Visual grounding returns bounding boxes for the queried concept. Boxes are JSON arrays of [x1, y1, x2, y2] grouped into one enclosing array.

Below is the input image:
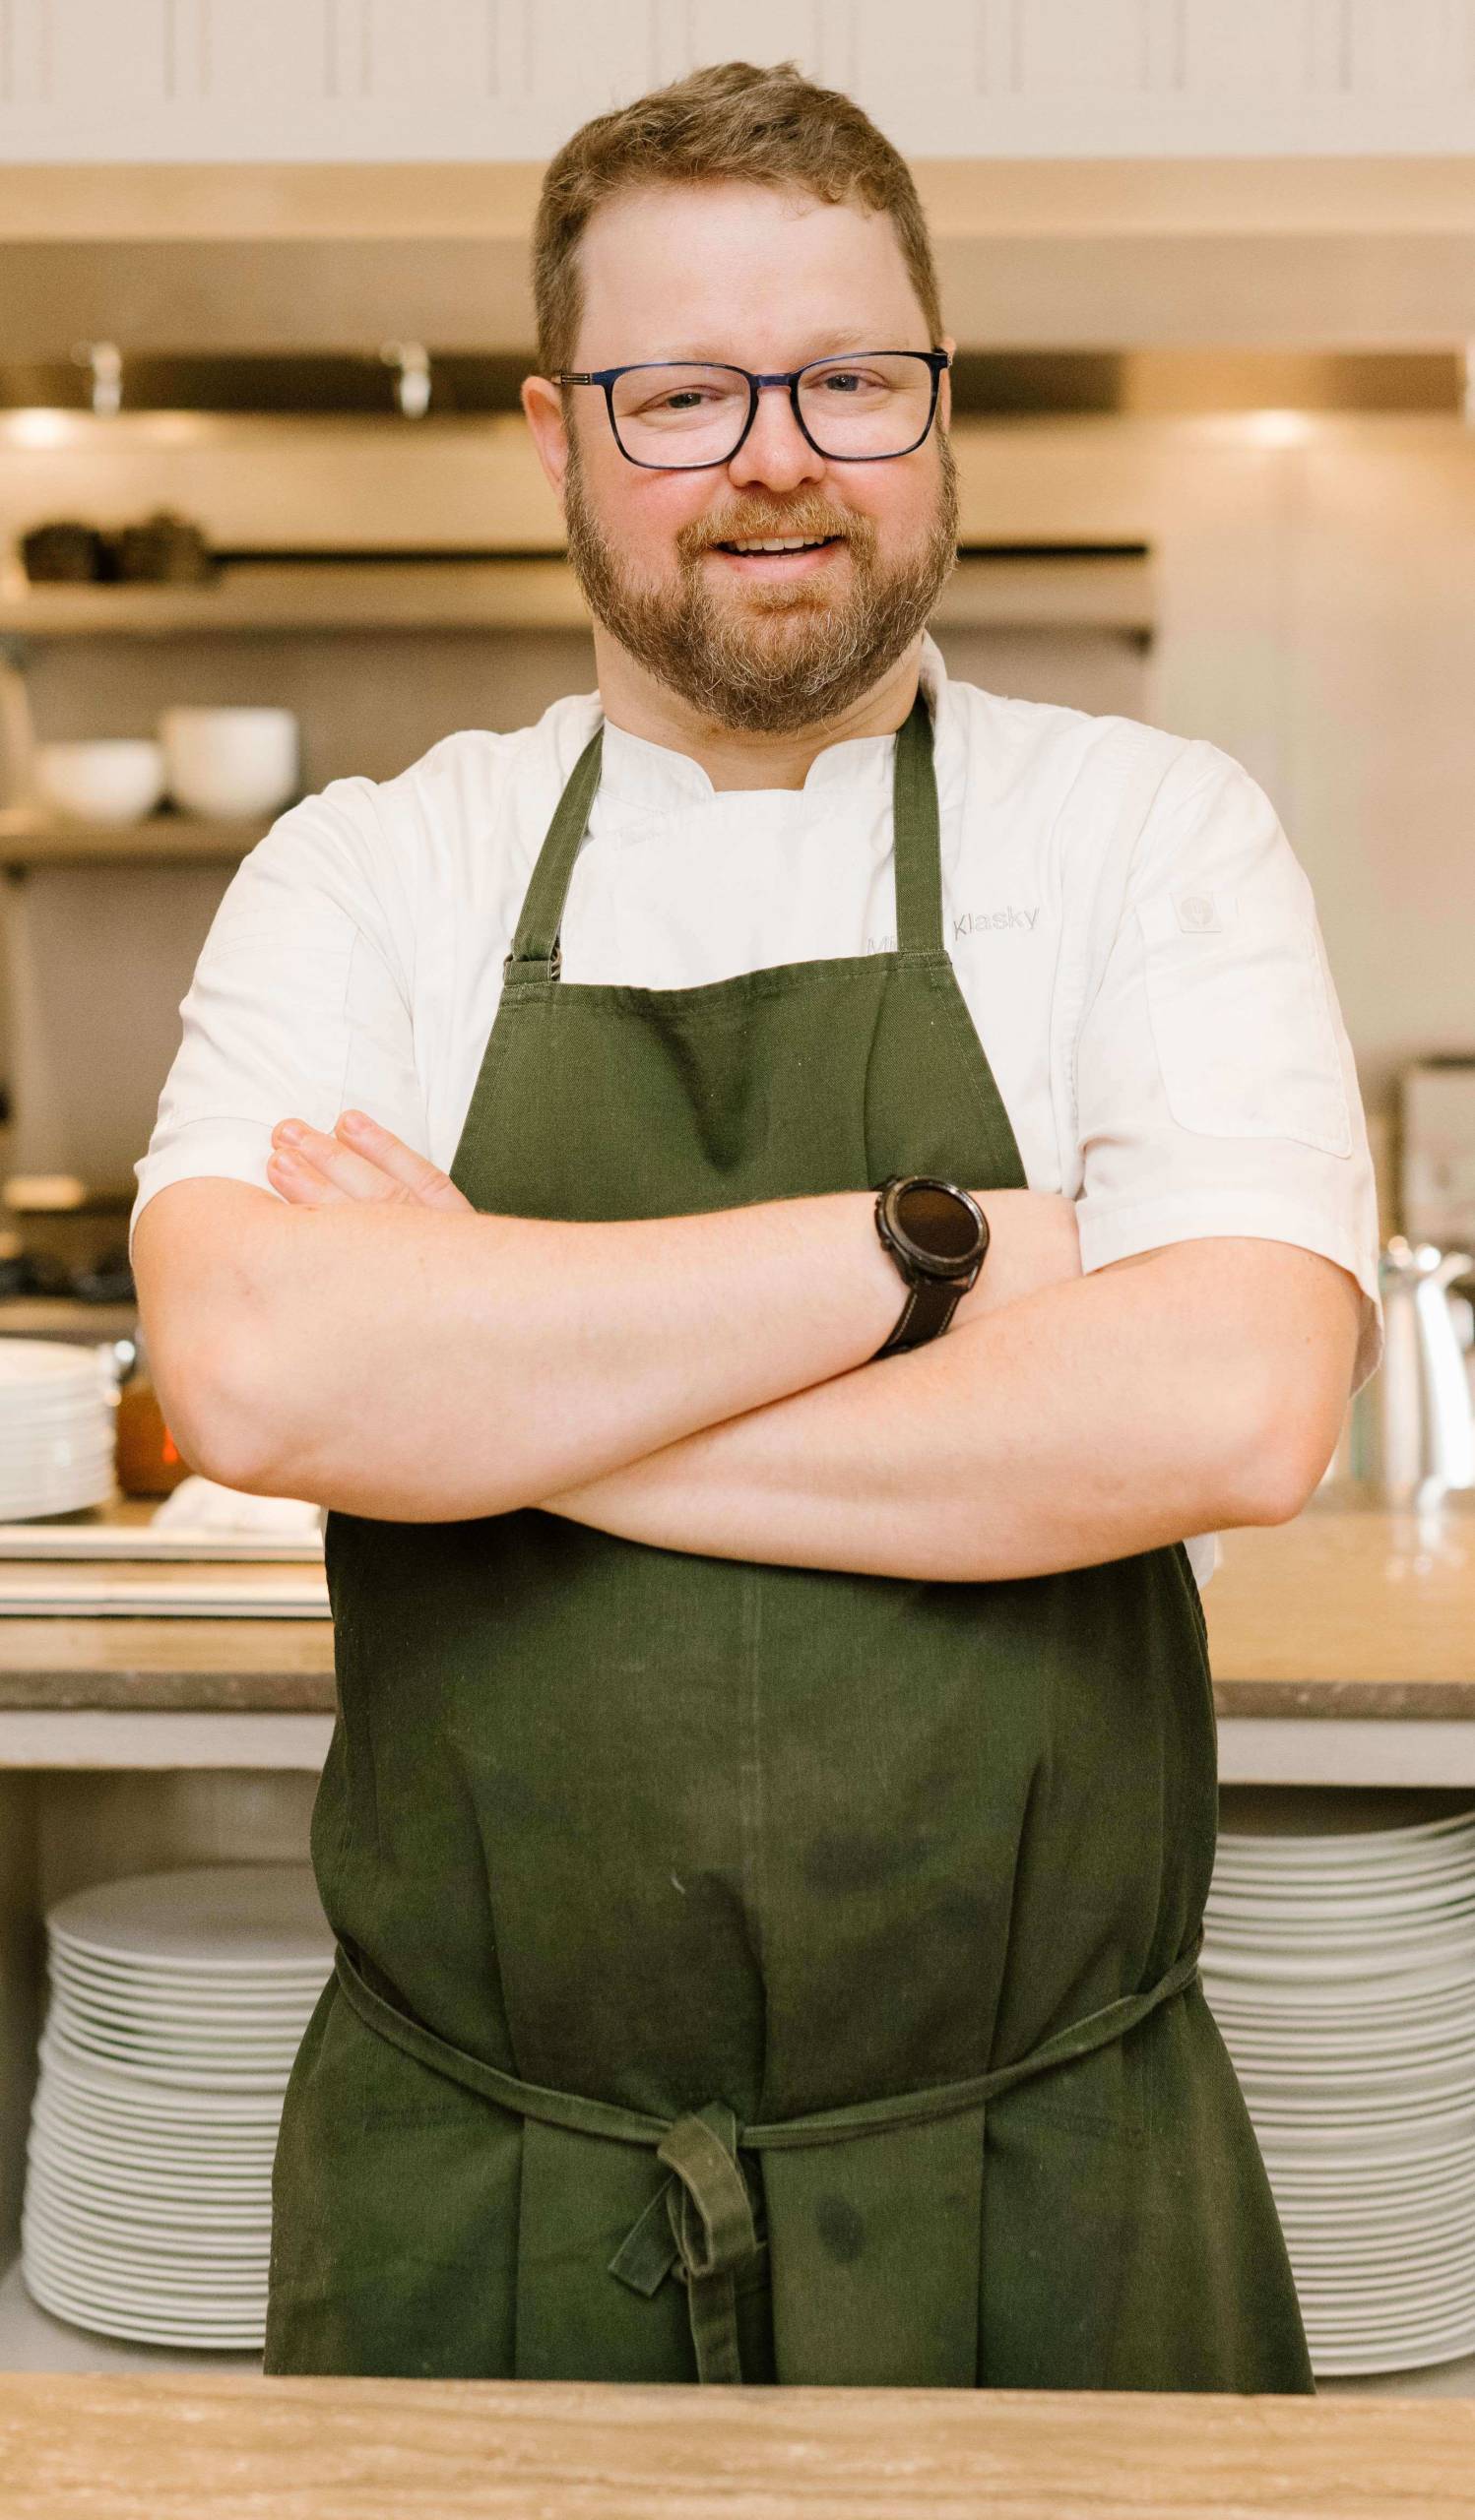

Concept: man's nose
[[726, 384, 826, 493]]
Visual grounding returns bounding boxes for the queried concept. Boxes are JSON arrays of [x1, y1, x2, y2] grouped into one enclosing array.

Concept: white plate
[[1220, 2008, 1475, 2056], [1215, 2018, 1475, 2065], [25, 2203, 267, 2273], [46, 2008, 313, 2049], [1259, 2118, 1475, 2170], [1203, 1908, 1475, 1953], [29, 2151, 272, 2220], [21, 2264, 266, 2327], [1284, 2227, 1475, 2270], [36, 2086, 282, 2145], [1211, 1825, 1475, 1867], [21, 2273, 263, 2349], [49, 2035, 301, 2081], [1199, 1941, 1475, 1984], [1208, 1971, 1475, 2018], [0, 1424, 113, 1456], [1293, 2277, 1475, 2324], [1218, 1807, 1475, 1855], [1312, 2334, 1475, 2378], [1212, 1855, 1475, 1894], [48, 1952, 323, 2009], [48, 1865, 332, 1973], [51, 1996, 307, 2048], [49, 2022, 304, 2057], [49, 1966, 316, 2010], [1247, 2094, 1475, 2135], [26, 2192, 270, 2261], [48, 1941, 330, 1982], [32, 2107, 275, 2164], [33, 2128, 277, 2184], [1207, 1890, 1475, 1927], [0, 1342, 107, 1390], [25, 2205, 270, 2268], [24, 2231, 266, 2301], [45, 2048, 291, 2095], [38, 2035, 287, 2118], [0, 1472, 116, 1501], [1205, 1953, 1475, 2002]]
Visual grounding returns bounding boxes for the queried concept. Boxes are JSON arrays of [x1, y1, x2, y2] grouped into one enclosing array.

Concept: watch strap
[[874, 1272, 966, 1360]]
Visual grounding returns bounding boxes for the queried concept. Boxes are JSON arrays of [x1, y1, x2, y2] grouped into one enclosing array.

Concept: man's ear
[[938, 333, 956, 432], [521, 373, 570, 498]]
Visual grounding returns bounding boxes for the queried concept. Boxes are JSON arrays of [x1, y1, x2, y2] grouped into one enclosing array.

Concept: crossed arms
[[132, 1110, 1362, 1583]]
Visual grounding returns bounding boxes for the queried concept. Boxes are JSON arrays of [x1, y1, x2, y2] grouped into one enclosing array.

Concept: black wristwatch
[[871, 1175, 990, 1359]]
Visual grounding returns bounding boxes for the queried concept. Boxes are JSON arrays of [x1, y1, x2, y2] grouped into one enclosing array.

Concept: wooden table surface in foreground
[[0, 2373, 1471, 2520]]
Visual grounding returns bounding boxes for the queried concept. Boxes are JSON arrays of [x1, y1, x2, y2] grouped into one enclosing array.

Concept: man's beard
[[563, 433, 960, 736]]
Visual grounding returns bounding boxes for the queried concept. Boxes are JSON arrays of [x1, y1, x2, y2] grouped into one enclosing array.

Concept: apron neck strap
[[503, 682, 942, 984], [890, 684, 943, 956]]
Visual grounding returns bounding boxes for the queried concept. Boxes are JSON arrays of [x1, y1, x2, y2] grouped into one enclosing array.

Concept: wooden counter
[[1207, 1498, 1475, 1717], [0, 1498, 1469, 1780], [3, 1499, 1470, 1714], [0, 2371, 1471, 2520]]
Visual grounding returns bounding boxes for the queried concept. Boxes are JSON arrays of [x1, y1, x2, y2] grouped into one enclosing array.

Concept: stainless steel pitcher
[[1340, 1237, 1475, 1503]]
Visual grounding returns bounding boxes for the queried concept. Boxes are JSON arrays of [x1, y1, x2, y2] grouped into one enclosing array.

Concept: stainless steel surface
[[1334, 1240, 1475, 1505]]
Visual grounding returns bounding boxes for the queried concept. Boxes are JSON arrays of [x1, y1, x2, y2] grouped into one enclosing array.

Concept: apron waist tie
[[332, 1931, 1203, 2387]]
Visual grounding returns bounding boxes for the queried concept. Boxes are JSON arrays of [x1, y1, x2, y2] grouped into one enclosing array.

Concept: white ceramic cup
[[32, 740, 166, 825], [159, 708, 299, 820]]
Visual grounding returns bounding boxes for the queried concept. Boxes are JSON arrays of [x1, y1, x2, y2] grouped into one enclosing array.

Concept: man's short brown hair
[[532, 59, 944, 377]]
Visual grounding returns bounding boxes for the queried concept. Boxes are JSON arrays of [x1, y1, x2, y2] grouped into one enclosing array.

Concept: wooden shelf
[[0, 809, 270, 865], [0, 560, 589, 638], [0, 1299, 136, 1343]]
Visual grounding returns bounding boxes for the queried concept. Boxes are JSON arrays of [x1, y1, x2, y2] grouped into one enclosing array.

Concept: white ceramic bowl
[[32, 740, 165, 824], [159, 708, 298, 820]]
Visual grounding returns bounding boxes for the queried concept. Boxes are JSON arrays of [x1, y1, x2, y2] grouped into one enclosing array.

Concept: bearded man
[[133, 60, 1379, 2392]]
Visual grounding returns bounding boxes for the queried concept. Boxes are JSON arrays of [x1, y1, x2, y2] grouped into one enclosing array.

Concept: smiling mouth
[[711, 535, 845, 558]]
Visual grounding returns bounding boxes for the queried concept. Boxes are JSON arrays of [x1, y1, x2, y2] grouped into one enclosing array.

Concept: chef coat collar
[[596, 635, 947, 813]]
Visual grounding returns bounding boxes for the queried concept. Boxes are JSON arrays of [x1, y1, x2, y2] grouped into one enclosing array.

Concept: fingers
[[268, 1120, 391, 1207], [334, 1110, 471, 1211], [265, 1113, 472, 1213]]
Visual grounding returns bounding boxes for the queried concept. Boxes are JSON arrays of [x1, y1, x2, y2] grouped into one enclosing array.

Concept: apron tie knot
[[609, 2101, 761, 2384]]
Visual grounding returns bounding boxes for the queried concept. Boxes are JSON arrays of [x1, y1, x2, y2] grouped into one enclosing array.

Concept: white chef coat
[[131, 633, 1384, 1588]]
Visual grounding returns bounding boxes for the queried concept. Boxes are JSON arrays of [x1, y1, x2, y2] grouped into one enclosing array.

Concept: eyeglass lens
[[609, 354, 935, 466]]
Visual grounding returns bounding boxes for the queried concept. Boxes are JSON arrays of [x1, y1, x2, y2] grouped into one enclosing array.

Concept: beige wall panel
[[1285, 419, 1475, 1098]]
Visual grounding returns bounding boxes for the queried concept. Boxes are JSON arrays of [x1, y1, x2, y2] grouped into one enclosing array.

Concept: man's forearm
[[542, 1240, 1362, 1581], [139, 1177, 909, 1519]]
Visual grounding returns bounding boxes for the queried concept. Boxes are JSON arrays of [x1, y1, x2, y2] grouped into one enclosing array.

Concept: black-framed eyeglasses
[[553, 348, 950, 471]]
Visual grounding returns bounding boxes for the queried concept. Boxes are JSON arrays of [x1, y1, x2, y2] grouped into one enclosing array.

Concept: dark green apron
[[265, 693, 1313, 2393]]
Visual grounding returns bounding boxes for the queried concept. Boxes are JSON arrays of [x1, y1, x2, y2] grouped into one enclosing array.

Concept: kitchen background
[[1, 0, 1475, 2394]]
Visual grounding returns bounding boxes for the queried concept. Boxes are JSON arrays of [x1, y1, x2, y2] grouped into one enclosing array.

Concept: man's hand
[[266, 1110, 472, 1214]]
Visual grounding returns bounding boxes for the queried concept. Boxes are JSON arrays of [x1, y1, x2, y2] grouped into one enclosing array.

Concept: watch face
[[893, 1179, 983, 1268]]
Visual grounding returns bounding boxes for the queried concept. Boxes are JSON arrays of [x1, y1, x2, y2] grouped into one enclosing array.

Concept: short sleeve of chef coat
[[1071, 739, 1383, 1393], [128, 773, 421, 1258]]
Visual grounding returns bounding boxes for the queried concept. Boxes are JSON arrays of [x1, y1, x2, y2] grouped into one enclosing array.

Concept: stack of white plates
[[22, 1866, 332, 2350], [0, 1340, 116, 1519], [1203, 1799, 1475, 2377]]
